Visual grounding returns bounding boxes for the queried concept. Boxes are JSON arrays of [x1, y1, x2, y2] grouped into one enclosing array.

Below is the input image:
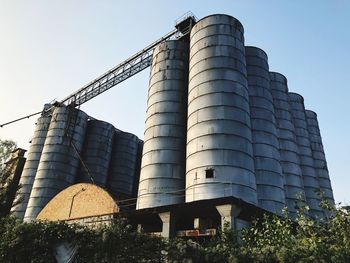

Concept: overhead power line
[[0, 111, 42, 128]]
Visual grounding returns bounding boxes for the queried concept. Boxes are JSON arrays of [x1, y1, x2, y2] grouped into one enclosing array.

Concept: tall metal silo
[[245, 47, 285, 214], [186, 14, 257, 204], [137, 40, 189, 209], [11, 115, 51, 220], [288, 93, 324, 218], [107, 130, 140, 200], [23, 106, 88, 222], [305, 110, 334, 206], [77, 120, 115, 187], [270, 72, 305, 218]]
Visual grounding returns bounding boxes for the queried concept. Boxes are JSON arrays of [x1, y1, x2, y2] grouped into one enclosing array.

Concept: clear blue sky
[[0, 1, 349, 203]]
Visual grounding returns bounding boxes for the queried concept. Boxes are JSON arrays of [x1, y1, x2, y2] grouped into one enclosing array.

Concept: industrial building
[[10, 13, 334, 238]]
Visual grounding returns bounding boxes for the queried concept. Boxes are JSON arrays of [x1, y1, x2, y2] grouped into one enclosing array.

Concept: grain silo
[[77, 120, 115, 187], [108, 130, 141, 200], [270, 73, 305, 218], [23, 106, 88, 222], [186, 14, 257, 204], [288, 93, 323, 218], [11, 115, 52, 220], [137, 40, 189, 209], [6, 13, 337, 234], [305, 110, 334, 206], [245, 47, 285, 214]]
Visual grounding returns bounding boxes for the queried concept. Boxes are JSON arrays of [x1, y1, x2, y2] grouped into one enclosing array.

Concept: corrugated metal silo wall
[[11, 115, 52, 220], [270, 73, 306, 218], [305, 110, 335, 206], [137, 40, 189, 209], [23, 106, 88, 222], [288, 93, 324, 218], [186, 14, 257, 204], [107, 130, 140, 200], [77, 120, 115, 187], [133, 140, 143, 197], [245, 47, 285, 215]]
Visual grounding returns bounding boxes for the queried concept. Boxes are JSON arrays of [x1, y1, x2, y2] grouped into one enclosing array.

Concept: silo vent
[[205, 169, 214, 179]]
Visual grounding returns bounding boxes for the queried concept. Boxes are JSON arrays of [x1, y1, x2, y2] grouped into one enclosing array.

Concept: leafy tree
[[0, 139, 17, 174], [0, 217, 164, 263], [0, 200, 349, 262], [238, 202, 350, 263], [0, 139, 19, 217]]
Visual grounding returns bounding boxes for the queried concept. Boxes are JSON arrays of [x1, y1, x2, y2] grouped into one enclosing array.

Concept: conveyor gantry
[[61, 13, 196, 107], [0, 12, 196, 127]]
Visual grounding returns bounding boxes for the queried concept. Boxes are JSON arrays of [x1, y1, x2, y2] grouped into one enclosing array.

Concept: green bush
[[0, 203, 349, 263]]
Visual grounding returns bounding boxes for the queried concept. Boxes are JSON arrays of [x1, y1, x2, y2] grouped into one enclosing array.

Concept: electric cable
[[0, 111, 42, 128]]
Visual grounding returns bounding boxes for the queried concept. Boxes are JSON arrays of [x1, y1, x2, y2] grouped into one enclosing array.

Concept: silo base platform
[[127, 197, 268, 238], [35, 183, 270, 238]]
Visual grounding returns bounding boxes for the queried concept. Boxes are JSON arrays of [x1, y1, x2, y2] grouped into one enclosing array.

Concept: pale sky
[[0, 0, 349, 203]]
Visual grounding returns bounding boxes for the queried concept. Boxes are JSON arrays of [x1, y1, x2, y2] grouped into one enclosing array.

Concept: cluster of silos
[[12, 105, 143, 222], [13, 14, 335, 221], [136, 14, 335, 218]]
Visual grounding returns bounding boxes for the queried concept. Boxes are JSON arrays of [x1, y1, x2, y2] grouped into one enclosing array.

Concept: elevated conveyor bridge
[[0, 12, 196, 127], [57, 12, 196, 108]]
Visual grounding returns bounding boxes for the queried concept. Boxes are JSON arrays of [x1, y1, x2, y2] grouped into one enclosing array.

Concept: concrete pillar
[[158, 212, 176, 238], [216, 204, 241, 231]]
